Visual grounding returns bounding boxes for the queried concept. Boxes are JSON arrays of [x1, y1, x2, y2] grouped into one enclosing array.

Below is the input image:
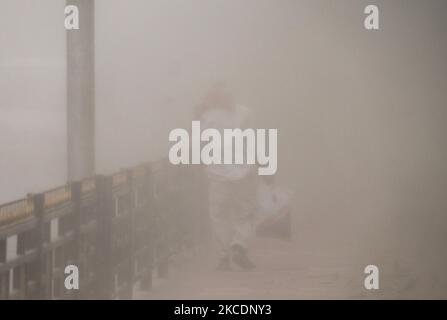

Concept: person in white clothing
[[196, 86, 257, 271]]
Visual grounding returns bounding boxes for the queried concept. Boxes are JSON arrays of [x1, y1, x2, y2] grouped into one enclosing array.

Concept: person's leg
[[208, 180, 233, 269], [230, 175, 257, 270]]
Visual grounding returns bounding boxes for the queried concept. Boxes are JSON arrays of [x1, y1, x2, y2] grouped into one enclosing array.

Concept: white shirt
[[201, 105, 255, 181]]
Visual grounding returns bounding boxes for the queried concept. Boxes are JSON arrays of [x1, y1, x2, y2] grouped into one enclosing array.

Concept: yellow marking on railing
[[0, 160, 166, 225], [0, 199, 34, 225], [44, 187, 72, 208]]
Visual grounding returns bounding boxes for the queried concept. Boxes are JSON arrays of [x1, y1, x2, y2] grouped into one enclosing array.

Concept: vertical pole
[[124, 169, 135, 299], [71, 181, 82, 299], [157, 165, 169, 279], [95, 175, 114, 299], [34, 194, 46, 299], [67, 0, 95, 181], [140, 165, 153, 291]]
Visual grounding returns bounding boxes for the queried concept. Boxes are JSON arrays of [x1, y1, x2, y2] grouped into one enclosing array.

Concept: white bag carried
[[255, 179, 293, 239]]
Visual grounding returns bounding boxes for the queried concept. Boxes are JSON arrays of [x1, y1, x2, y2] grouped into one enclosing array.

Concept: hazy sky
[[1, 1, 447, 288]]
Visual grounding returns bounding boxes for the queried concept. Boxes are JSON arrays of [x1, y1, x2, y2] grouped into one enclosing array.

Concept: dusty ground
[[133, 233, 439, 300]]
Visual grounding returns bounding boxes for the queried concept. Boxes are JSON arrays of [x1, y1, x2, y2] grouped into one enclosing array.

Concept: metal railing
[[0, 160, 208, 299]]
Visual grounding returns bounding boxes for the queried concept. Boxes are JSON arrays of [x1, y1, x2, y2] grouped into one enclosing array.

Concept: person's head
[[195, 83, 235, 118]]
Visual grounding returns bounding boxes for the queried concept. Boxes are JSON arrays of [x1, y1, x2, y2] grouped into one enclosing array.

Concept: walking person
[[195, 85, 257, 271]]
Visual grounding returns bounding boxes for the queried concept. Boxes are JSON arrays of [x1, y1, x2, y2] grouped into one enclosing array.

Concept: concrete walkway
[[134, 235, 371, 300], [132, 203, 444, 300]]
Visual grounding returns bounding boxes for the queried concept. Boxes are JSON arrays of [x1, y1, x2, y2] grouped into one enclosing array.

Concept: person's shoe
[[215, 255, 231, 271], [231, 244, 256, 271]]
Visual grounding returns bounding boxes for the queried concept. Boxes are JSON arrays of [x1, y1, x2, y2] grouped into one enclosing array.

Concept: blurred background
[[1, 0, 447, 298]]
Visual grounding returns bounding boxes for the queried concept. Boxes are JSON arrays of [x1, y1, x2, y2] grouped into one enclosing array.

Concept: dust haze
[[1, 0, 447, 298]]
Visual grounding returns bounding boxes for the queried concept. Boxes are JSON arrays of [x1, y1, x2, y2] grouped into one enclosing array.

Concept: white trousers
[[208, 175, 257, 256]]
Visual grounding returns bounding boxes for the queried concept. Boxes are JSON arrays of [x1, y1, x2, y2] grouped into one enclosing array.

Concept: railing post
[[95, 175, 114, 299], [33, 193, 46, 299], [157, 232, 169, 279], [124, 169, 135, 299], [157, 164, 169, 279], [71, 181, 82, 299], [140, 164, 154, 291]]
